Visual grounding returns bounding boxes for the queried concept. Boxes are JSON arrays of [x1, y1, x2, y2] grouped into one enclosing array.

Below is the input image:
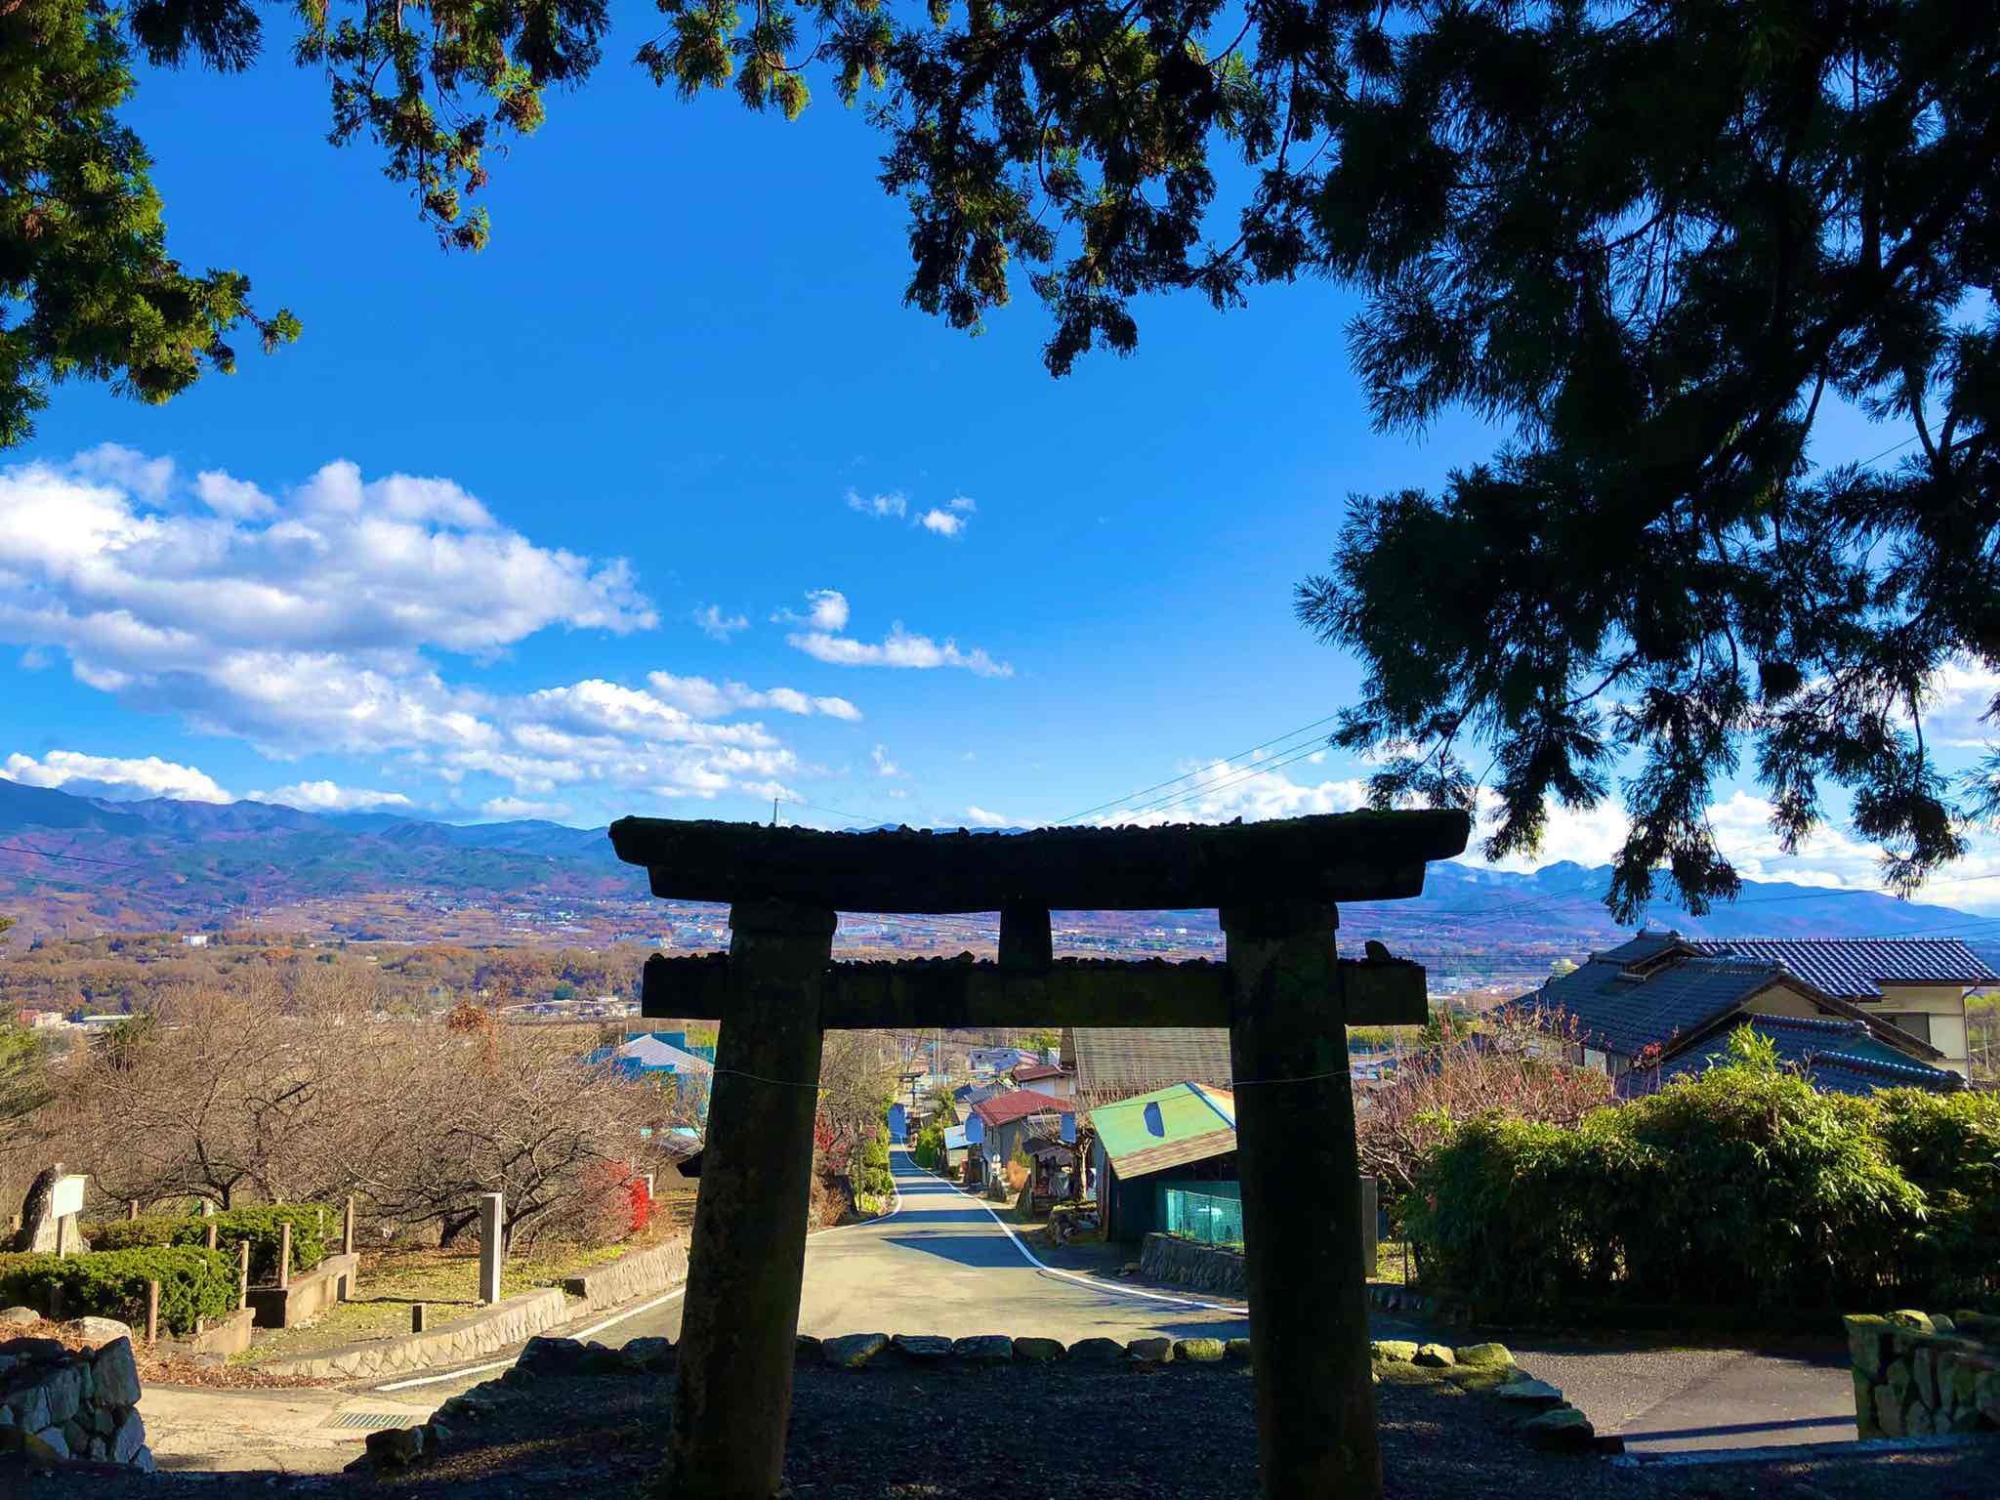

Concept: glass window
[[1882, 1012, 1932, 1046]]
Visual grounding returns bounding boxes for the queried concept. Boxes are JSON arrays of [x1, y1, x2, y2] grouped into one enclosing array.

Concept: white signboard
[[49, 1175, 87, 1219]]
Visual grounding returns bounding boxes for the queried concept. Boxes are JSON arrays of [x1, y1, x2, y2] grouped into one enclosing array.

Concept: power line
[[0, 841, 142, 870], [1055, 714, 1340, 825], [1118, 739, 1336, 820]]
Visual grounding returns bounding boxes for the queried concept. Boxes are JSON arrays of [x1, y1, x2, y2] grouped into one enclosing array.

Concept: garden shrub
[[0, 1246, 236, 1335], [84, 1203, 336, 1282], [854, 1125, 895, 1201], [910, 1118, 948, 1170], [1407, 1036, 1939, 1316], [1872, 1088, 2000, 1301]]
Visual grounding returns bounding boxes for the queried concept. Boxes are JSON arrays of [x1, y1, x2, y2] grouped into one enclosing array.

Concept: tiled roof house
[[1510, 930, 1974, 1094]]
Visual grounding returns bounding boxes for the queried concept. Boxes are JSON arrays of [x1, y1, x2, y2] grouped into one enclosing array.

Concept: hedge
[[1405, 1038, 1995, 1317], [86, 1203, 337, 1283], [0, 1246, 236, 1336]]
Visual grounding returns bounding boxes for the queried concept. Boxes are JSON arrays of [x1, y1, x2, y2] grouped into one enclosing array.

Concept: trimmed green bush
[[1405, 1039, 1980, 1316], [84, 1203, 336, 1283], [0, 1246, 236, 1335], [910, 1118, 948, 1170]]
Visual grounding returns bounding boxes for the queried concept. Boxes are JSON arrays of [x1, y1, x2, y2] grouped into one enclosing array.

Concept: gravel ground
[[6, 1359, 1995, 1499]]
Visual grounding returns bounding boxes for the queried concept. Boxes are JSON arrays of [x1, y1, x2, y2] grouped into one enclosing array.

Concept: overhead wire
[[1054, 714, 1340, 825]]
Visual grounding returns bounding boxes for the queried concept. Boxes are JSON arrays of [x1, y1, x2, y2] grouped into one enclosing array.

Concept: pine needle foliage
[[5, 3, 1996, 917]]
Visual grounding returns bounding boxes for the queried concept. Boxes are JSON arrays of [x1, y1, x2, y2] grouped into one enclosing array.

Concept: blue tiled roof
[[1518, 954, 1788, 1058], [1681, 937, 1996, 1000], [1642, 1014, 1962, 1096]]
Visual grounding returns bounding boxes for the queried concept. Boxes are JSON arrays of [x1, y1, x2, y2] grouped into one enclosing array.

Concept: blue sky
[[3, 28, 1996, 912]]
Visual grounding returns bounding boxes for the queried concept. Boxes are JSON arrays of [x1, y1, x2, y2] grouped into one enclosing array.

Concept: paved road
[[409, 1150, 1858, 1458], [1510, 1338, 1856, 1454], [605, 1148, 1251, 1346]]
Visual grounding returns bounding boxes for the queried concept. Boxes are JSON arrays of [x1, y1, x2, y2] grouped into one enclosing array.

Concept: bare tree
[[1357, 1011, 1613, 1208]]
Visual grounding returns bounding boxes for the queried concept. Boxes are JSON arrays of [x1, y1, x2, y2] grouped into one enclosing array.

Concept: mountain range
[[3, 780, 1995, 975]]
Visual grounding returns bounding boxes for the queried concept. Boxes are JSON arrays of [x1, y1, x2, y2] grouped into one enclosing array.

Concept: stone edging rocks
[[1369, 1339, 1616, 1455], [0, 1332, 152, 1470], [353, 1331, 1615, 1472], [1846, 1309, 2000, 1439], [257, 1236, 692, 1381]]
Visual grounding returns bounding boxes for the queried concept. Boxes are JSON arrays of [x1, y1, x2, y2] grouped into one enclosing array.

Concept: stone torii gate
[[609, 808, 1469, 1500]]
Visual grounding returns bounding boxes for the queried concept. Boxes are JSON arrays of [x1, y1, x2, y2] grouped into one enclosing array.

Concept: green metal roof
[[1088, 1082, 1237, 1179]]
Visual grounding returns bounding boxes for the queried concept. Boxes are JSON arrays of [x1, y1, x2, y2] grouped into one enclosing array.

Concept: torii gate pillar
[[664, 898, 835, 1499], [1224, 899, 1379, 1497]]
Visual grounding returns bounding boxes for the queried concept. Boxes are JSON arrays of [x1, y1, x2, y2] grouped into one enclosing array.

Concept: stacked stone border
[[353, 1331, 1615, 1472], [1846, 1309, 2000, 1439], [0, 1332, 152, 1470], [259, 1238, 690, 1380]]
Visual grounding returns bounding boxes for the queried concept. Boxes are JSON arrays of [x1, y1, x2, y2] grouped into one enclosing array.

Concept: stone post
[[205, 1223, 218, 1252], [412, 1303, 429, 1334], [237, 1240, 251, 1310], [145, 1280, 160, 1345], [342, 1195, 357, 1257], [1222, 899, 1380, 1500], [128, 1199, 140, 1221], [277, 1222, 293, 1290], [664, 899, 835, 1500], [478, 1192, 504, 1305]]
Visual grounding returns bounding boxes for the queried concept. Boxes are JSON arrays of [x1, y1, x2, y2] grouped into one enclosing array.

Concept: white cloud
[[917, 496, 977, 538], [0, 449, 837, 812], [253, 780, 414, 813], [479, 795, 573, 822], [1091, 758, 1367, 826], [693, 604, 749, 642], [0, 451, 655, 758], [845, 490, 908, 520], [786, 598, 1012, 678], [963, 805, 1014, 827], [3, 749, 233, 803], [872, 744, 903, 778], [643, 671, 862, 724], [195, 470, 275, 520]]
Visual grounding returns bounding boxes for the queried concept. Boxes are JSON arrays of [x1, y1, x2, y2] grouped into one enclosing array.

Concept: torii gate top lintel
[[607, 807, 1470, 912]]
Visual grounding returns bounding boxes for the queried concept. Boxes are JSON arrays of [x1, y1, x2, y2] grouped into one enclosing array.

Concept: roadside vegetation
[[1404, 1031, 2000, 1319]]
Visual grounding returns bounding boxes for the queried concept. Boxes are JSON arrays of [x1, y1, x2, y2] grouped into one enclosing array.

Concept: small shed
[[1087, 1082, 1239, 1243]]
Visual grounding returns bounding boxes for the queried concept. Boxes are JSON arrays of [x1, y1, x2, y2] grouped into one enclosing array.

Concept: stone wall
[[564, 1239, 689, 1314], [256, 1233, 691, 1380], [1845, 1309, 2000, 1438], [1139, 1231, 1247, 1297], [246, 1251, 359, 1329], [259, 1287, 570, 1381], [0, 1333, 152, 1469]]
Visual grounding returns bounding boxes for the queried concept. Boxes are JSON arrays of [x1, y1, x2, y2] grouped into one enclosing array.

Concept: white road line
[[375, 1356, 520, 1392], [895, 1153, 1248, 1316]]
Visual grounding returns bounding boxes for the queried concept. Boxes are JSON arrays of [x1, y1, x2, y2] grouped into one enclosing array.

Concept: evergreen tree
[[6, 0, 1995, 912]]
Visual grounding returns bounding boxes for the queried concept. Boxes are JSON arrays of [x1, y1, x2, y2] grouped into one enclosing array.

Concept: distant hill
[[2, 783, 1995, 972]]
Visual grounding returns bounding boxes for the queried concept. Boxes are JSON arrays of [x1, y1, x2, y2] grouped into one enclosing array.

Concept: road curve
[[603, 1148, 1250, 1346]]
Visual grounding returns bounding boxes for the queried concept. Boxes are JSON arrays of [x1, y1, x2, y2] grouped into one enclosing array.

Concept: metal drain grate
[[324, 1411, 413, 1431]]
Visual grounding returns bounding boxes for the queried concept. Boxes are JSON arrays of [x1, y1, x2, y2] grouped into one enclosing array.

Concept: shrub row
[[1407, 1040, 2000, 1317], [86, 1203, 337, 1283], [0, 1246, 237, 1335]]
